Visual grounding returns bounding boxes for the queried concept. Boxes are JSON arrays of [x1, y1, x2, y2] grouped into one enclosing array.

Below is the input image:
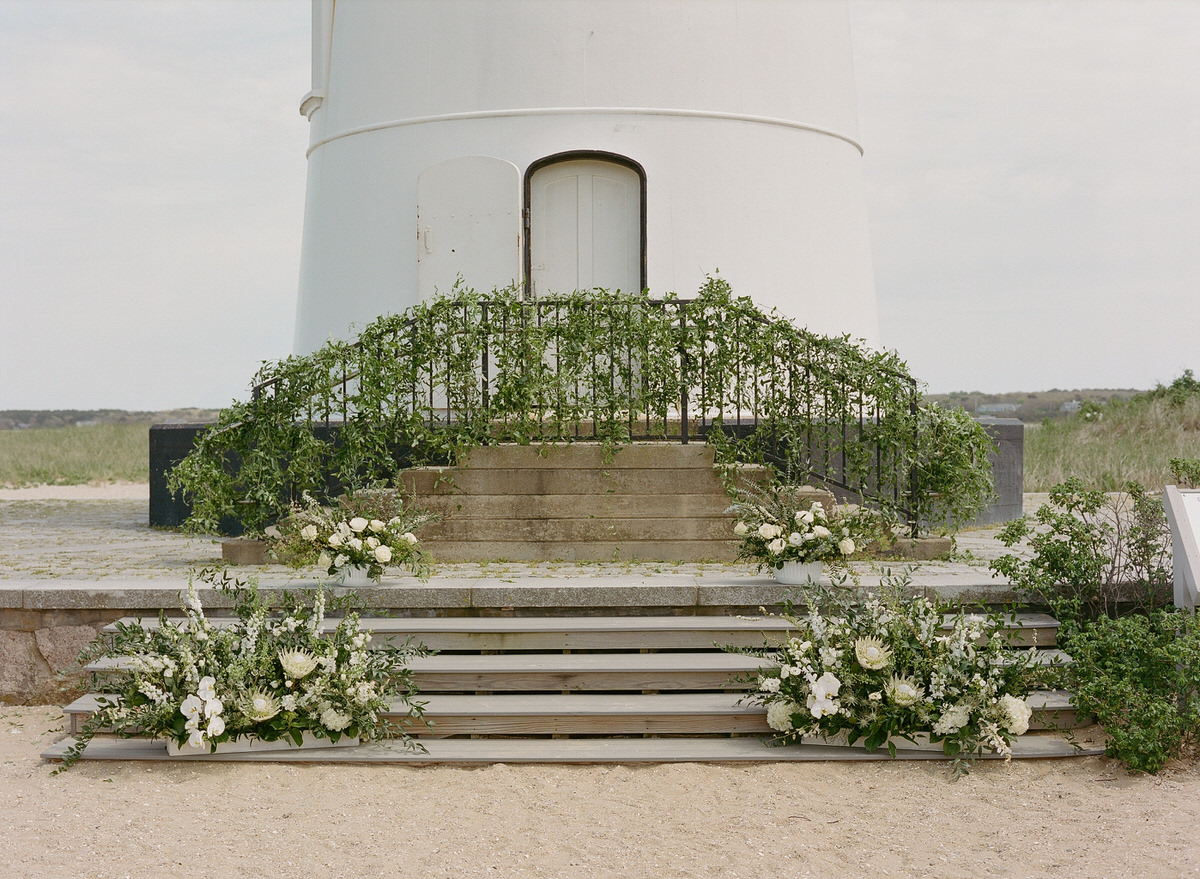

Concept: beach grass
[[1024, 393, 1200, 492], [0, 422, 149, 487]]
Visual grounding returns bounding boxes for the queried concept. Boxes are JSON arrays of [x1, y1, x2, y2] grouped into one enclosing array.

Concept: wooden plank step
[[62, 685, 1086, 740], [87, 649, 1067, 695], [414, 693, 770, 737], [102, 614, 798, 650], [87, 652, 767, 692], [102, 613, 1058, 650], [42, 732, 1100, 765]]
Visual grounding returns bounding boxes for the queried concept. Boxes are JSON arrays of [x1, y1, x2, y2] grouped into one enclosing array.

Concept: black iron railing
[[249, 291, 922, 530]]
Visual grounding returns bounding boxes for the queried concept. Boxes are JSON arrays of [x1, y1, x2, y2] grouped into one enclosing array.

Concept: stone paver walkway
[[0, 496, 1038, 609]]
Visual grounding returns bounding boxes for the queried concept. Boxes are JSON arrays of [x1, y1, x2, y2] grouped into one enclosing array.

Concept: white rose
[[767, 538, 787, 555], [366, 536, 380, 549], [403, 532, 418, 545], [787, 532, 804, 547], [349, 517, 369, 533], [374, 545, 393, 564], [300, 524, 319, 541], [813, 525, 832, 539], [348, 537, 363, 551], [733, 521, 749, 536], [369, 519, 386, 533], [838, 538, 856, 556], [758, 523, 782, 540], [328, 532, 344, 548]]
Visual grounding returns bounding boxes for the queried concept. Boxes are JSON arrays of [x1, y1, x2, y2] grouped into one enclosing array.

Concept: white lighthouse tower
[[292, 0, 879, 355]]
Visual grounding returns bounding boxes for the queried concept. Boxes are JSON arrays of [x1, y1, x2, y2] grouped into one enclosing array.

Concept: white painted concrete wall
[[293, 0, 879, 354]]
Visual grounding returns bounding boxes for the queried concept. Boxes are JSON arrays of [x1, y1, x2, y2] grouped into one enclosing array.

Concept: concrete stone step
[[400, 466, 729, 497], [417, 493, 734, 519], [460, 443, 725, 470], [423, 516, 736, 543], [424, 539, 738, 562]]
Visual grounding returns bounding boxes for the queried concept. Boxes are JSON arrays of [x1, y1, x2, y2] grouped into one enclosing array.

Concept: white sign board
[[1163, 486, 1200, 611]]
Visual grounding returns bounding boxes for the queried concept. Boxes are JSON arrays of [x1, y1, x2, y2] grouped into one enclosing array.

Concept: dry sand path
[[3, 706, 1199, 879]]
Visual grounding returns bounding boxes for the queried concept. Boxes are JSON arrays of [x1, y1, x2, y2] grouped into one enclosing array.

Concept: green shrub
[[1169, 457, 1200, 488], [989, 478, 1195, 773], [1066, 610, 1200, 774], [990, 478, 1171, 621]]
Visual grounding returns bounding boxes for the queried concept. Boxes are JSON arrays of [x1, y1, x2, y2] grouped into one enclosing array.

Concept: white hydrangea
[[320, 707, 352, 732], [998, 694, 1032, 736], [766, 700, 799, 732], [932, 702, 971, 736]]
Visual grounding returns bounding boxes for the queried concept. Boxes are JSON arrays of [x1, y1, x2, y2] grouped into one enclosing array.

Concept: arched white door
[[528, 158, 642, 296]]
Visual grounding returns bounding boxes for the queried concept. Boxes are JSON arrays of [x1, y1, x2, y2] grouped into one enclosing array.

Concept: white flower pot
[[772, 560, 823, 586], [165, 731, 359, 756], [339, 565, 371, 585]]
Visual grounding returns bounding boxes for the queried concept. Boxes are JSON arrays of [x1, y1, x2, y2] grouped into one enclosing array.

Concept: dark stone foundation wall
[[148, 419, 1025, 530]]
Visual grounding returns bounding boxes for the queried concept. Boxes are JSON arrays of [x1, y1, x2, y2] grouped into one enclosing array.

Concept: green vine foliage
[[169, 278, 995, 535]]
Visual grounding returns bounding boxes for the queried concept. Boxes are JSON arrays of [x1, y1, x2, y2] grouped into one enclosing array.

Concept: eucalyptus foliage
[[169, 279, 994, 535]]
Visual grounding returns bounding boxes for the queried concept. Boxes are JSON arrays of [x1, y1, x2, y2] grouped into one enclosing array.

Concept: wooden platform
[[48, 610, 1091, 765]]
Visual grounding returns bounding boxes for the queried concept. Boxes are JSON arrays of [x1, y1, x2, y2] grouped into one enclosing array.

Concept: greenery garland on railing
[[169, 278, 994, 535]]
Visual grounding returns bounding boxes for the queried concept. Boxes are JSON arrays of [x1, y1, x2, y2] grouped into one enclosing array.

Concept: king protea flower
[[854, 636, 892, 670], [242, 690, 282, 722], [278, 648, 319, 679], [885, 674, 924, 707]]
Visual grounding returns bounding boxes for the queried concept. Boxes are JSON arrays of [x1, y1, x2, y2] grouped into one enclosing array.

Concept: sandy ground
[[1, 706, 1197, 879], [5, 485, 1199, 877], [0, 482, 149, 500]]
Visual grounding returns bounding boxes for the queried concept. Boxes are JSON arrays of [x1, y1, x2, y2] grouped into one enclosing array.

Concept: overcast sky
[[1, 0, 1197, 410]]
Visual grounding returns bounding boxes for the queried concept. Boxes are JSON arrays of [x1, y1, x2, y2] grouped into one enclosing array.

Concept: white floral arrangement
[[271, 491, 436, 582], [726, 484, 870, 571], [59, 568, 428, 770], [735, 572, 1038, 773]]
